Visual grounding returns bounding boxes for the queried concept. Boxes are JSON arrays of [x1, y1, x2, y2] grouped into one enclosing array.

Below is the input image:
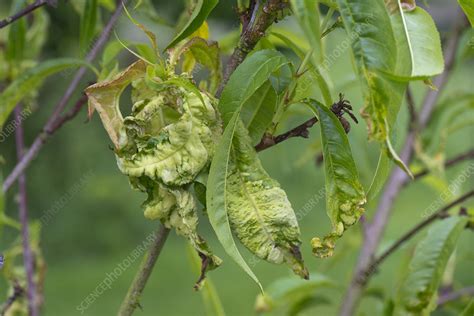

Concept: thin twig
[[217, 0, 289, 96], [438, 286, 474, 306], [357, 191, 474, 285], [255, 117, 318, 151], [0, 0, 54, 29], [118, 225, 170, 316], [412, 149, 474, 181], [0, 281, 24, 316], [406, 87, 417, 132], [339, 12, 468, 316], [2, 0, 128, 193], [14, 105, 38, 316]]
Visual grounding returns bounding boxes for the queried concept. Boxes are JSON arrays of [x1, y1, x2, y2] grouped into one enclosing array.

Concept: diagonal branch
[[0, 0, 55, 29], [339, 12, 468, 316], [357, 191, 474, 286], [2, 0, 128, 193], [255, 117, 318, 151], [412, 149, 474, 181], [14, 105, 38, 316], [118, 225, 170, 316], [438, 286, 474, 306]]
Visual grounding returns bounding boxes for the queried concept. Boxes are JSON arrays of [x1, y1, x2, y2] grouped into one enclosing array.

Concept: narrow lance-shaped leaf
[[290, 0, 333, 105], [0, 58, 97, 128], [458, 0, 474, 26], [80, 0, 98, 52], [166, 0, 219, 50], [307, 100, 366, 258], [395, 216, 468, 315], [207, 50, 289, 290]]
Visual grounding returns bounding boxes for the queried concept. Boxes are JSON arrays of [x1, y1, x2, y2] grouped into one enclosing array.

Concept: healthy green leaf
[[0, 58, 96, 128], [218, 49, 288, 126], [6, 0, 27, 64], [80, 0, 98, 52], [395, 216, 468, 315], [307, 100, 366, 258], [255, 272, 335, 313], [461, 299, 474, 316], [291, 0, 333, 105], [458, 0, 474, 26], [165, 0, 219, 50], [240, 80, 277, 145]]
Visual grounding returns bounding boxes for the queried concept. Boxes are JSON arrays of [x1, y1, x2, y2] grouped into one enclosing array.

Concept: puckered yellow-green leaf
[[85, 59, 222, 281], [133, 178, 221, 271], [226, 121, 308, 279], [308, 101, 366, 258]]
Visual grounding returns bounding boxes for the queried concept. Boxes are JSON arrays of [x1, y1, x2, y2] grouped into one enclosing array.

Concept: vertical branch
[[118, 225, 170, 316], [14, 105, 38, 316], [2, 0, 129, 193], [339, 13, 467, 316]]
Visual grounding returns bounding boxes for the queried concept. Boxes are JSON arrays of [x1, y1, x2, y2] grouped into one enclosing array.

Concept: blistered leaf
[[458, 0, 474, 26], [0, 58, 96, 128], [166, 0, 219, 50], [227, 121, 308, 278], [138, 180, 221, 271], [395, 216, 468, 315], [240, 80, 277, 145], [117, 88, 220, 186], [308, 100, 366, 258], [87, 59, 222, 282], [207, 50, 289, 289]]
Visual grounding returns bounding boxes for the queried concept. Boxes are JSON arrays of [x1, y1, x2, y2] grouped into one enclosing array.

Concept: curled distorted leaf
[[227, 121, 308, 279], [176, 37, 222, 94], [395, 216, 467, 315], [135, 179, 221, 273], [86, 58, 222, 283], [307, 100, 366, 258]]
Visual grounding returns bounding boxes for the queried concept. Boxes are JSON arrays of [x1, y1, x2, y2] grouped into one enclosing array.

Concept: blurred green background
[[0, 0, 473, 315]]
